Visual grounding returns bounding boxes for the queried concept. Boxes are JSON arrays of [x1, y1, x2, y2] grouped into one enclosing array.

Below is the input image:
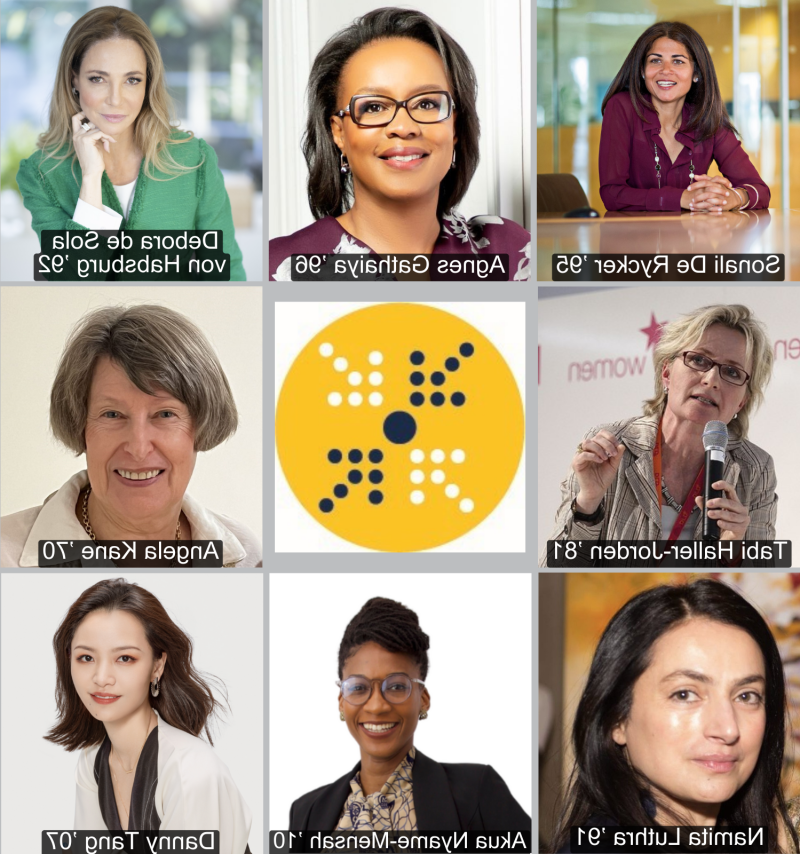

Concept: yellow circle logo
[[276, 304, 524, 551]]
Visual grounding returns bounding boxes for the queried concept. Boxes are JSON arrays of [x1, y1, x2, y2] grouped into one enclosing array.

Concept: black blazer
[[289, 749, 530, 843]]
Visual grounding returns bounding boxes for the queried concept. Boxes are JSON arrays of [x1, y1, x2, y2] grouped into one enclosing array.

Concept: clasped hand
[[681, 174, 745, 213]]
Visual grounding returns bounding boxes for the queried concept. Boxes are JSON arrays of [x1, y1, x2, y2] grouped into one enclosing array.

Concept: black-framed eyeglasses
[[682, 351, 750, 386], [335, 91, 455, 127], [336, 673, 426, 705]]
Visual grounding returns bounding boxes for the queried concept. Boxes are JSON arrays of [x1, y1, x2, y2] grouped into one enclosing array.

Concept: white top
[[661, 504, 699, 540], [0, 470, 262, 567], [74, 712, 251, 854], [72, 178, 138, 230]]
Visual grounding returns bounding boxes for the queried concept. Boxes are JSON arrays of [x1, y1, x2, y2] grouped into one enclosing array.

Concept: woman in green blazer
[[17, 7, 246, 281]]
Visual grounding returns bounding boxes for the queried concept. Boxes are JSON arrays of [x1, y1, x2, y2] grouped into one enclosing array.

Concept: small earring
[[733, 412, 738, 419], [694, 77, 699, 83], [419, 710, 428, 720], [340, 153, 350, 175], [663, 386, 668, 394], [150, 677, 160, 698], [72, 87, 79, 96], [450, 148, 457, 169], [339, 710, 345, 721]]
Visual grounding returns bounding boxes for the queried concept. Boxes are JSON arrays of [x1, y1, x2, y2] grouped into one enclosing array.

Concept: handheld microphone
[[702, 420, 728, 541]]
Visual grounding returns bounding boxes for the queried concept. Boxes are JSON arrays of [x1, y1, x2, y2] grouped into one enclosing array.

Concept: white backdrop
[[0, 573, 263, 852], [268, 573, 532, 830], [537, 286, 800, 557]]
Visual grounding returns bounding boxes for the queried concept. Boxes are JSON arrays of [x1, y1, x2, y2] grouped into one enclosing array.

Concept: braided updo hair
[[338, 597, 430, 679]]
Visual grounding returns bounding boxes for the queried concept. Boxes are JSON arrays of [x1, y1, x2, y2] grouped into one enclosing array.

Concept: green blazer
[[17, 133, 246, 281]]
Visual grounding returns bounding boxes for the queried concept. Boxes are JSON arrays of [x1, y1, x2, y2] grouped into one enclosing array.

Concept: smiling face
[[643, 37, 696, 112], [662, 324, 750, 428], [612, 619, 766, 825], [330, 37, 457, 208], [73, 38, 147, 139], [85, 356, 196, 531], [339, 641, 430, 767], [71, 608, 164, 722]]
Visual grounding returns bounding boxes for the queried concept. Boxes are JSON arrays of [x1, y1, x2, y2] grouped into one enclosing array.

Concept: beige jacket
[[0, 470, 262, 568], [540, 414, 777, 566]]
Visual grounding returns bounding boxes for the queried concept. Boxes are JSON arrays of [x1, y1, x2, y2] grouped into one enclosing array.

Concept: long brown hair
[[601, 21, 737, 142], [45, 578, 226, 751]]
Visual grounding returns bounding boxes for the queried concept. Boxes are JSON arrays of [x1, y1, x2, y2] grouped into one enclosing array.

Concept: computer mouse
[[564, 207, 600, 218]]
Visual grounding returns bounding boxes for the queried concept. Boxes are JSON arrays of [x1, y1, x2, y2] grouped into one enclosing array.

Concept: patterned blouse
[[335, 748, 417, 831], [785, 797, 800, 852]]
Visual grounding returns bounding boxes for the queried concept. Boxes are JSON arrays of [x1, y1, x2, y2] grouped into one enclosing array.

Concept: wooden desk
[[537, 209, 800, 281]]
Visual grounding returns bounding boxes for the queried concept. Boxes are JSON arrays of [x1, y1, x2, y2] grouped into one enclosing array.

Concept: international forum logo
[[276, 304, 524, 551]]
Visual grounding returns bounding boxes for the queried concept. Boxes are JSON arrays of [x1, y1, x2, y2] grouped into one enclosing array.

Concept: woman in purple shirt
[[599, 21, 769, 213], [269, 8, 530, 281]]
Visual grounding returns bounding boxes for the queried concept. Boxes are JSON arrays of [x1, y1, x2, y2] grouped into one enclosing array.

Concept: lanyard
[[653, 419, 705, 541]]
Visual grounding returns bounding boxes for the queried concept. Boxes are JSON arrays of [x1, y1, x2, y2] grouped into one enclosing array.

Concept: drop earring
[[340, 153, 350, 175], [450, 148, 457, 169], [339, 710, 345, 721], [150, 677, 160, 697]]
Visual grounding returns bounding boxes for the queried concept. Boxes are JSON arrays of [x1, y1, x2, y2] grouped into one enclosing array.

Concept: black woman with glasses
[[542, 304, 777, 565], [288, 597, 530, 837], [268, 7, 530, 281]]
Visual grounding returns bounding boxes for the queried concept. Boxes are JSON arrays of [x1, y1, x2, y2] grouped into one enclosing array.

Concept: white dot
[[369, 351, 383, 365], [459, 498, 474, 513], [451, 449, 466, 464], [348, 392, 363, 406], [368, 371, 383, 386], [410, 490, 425, 505], [431, 469, 445, 484], [410, 470, 425, 484], [348, 371, 363, 386], [368, 392, 383, 406], [319, 342, 334, 357], [410, 449, 425, 464], [328, 392, 342, 407], [431, 449, 445, 464], [445, 484, 460, 498], [333, 357, 348, 372]]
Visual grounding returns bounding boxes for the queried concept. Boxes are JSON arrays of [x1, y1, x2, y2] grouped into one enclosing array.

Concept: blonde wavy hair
[[643, 304, 773, 441], [38, 6, 201, 182]]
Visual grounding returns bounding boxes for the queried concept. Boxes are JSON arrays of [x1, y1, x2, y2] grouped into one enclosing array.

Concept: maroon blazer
[[599, 92, 770, 212]]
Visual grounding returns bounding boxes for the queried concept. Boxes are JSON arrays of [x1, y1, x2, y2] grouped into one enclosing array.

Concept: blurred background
[[537, 0, 800, 214], [0, 0, 263, 280]]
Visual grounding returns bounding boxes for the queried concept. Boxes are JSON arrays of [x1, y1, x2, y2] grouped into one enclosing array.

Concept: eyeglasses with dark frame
[[681, 351, 751, 386], [335, 91, 455, 128], [336, 672, 426, 705]]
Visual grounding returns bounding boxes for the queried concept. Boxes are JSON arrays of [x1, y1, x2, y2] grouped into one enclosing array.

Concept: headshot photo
[[0, 286, 262, 567], [269, 573, 532, 838], [540, 573, 800, 853], [268, 0, 531, 280], [0, 572, 263, 852], [0, 3, 263, 281]]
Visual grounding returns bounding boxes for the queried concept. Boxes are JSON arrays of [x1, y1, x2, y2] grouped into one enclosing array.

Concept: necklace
[[653, 141, 694, 189]]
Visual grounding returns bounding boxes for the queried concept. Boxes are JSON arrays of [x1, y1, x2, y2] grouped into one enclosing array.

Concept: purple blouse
[[599, 92, 770, 212], [268, 212, 530, 280]]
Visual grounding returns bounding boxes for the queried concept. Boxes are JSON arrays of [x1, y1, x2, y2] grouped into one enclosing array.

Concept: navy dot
[[333, 484, 349, 498], [451, 392, 466, 406], [445, 357, 460, 372], [431, 392, 445, 406], [348, 469, 363, 484], [348, 449, 363, 464], [460, 342, 475, 357], [319, 498, 334, 513], [369, 449, 383, 463], [369, 469, 384, 484], [383, 410, 417, 444], [328, 449, 342, 463], [431, 371, 445, 386], [410, 351, 425, 365], [368, 490, 384, 505], [410, 371, 425, 386], [410, 392, 425, 406]]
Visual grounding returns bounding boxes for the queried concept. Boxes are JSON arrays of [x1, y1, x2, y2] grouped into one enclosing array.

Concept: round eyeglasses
[[682, 351, 751, 386], [336, 673, 425, 705], [336, 91, 454, 128]]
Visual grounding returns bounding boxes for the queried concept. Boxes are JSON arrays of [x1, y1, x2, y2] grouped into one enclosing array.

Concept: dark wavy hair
[[601, 21, 738, 142], [45, 579, 227, 751], [303, 7, 480, 220], [338, 597, 430, 679], [551, 579, 794, 854]]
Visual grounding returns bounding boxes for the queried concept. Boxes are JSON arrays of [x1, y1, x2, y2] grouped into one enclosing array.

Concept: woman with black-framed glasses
[[541, 304, 778, 566], [288, 597, 530, 839], [268, 7, 530, 281]]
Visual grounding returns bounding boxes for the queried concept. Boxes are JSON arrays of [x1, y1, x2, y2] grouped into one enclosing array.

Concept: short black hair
[[338, 597, 430, 680]]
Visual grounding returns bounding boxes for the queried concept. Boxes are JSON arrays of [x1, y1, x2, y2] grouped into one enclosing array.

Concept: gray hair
[[50, 305, 238, 454], [643, 304, 773, 440]]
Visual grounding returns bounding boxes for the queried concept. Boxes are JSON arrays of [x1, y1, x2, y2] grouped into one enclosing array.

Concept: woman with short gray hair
[[1, 304, 261, 567]]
